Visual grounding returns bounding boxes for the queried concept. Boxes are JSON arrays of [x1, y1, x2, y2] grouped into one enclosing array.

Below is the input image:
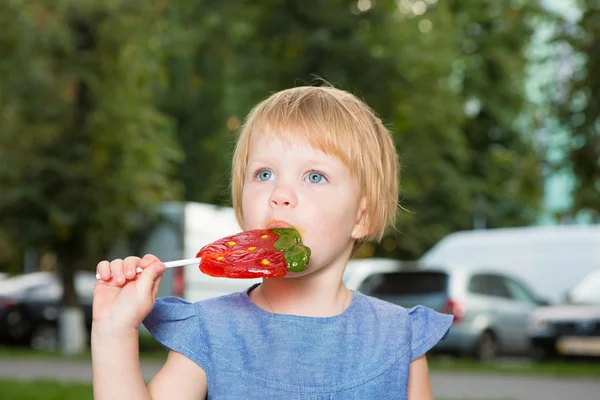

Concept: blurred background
[[0, 0, 599, 399]]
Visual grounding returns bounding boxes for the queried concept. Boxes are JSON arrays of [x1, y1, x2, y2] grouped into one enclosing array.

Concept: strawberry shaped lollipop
[[195, 228, 311, 278]]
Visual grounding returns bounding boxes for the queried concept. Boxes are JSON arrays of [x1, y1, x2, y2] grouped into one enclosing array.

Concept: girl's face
[[241, 134, 366, 276]]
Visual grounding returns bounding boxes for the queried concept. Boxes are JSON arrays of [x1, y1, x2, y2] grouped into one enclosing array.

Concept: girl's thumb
[[137, 262, 166, 295]]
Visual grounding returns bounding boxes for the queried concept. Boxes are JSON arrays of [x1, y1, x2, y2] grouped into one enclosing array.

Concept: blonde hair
[[231, 85, 399, 242]]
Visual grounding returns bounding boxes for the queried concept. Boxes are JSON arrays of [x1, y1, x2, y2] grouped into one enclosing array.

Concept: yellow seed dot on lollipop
[[248, 247, 256, 251], [261, 259, 270, 265], [227, 241, 236, 246], [216, 256, 224, 261], [261, 234, 268, 239]]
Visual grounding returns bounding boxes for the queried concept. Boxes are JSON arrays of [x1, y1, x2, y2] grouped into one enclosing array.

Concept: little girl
[[92, 85, 453, 399]]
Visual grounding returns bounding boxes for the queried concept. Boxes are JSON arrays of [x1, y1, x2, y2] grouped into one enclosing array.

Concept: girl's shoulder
[[141, 291, 249, 370], [143, 290, 254, 334], [355, 292, 454, 361]]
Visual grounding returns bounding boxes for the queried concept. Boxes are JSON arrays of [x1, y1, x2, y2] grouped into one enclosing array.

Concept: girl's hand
[[93, 254, 166, 331]]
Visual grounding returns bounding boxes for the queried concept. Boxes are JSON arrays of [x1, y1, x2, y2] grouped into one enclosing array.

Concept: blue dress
[[143, 284, 453, 399]]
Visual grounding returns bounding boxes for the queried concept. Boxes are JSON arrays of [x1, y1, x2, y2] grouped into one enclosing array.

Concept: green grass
[[0, 334, 168, 361], [0, 380, 94, 400], [428, 356, 600, 378], [0, 380, 506, 400]]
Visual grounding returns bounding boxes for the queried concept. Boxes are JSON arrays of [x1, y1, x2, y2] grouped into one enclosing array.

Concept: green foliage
[[157, 0, 547, 259], [0, 1, 182, 291], [399, 1, 543, 255], [0, 0, 554, 273], [556, 0, 600, 221]]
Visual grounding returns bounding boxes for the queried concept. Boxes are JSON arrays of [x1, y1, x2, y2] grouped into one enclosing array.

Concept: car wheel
[[30, 324, 59, 351], [474, 330, 498, 362]]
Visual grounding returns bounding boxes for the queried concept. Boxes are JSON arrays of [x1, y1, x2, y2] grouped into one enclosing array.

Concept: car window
[[469, 274, 511, 298], [503, 277, 538, 304], [468, 274, 487, 295], [358, 271, 448, 295], [485, 275, 512, 298]]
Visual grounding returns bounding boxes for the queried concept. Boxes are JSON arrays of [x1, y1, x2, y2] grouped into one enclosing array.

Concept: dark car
[[529, 268, 600, 360], [0, 271, 95, 350]]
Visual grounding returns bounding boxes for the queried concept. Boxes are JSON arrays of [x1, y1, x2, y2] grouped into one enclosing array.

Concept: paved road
[[0, 358, 599, 400], [431, 372, 599, 400]]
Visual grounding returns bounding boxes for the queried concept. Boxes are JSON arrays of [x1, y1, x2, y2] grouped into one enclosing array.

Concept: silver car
[[529, 268, 600, 360], [344, 258, 544, 361]]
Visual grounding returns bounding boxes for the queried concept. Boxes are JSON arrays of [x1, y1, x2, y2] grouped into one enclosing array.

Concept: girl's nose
[[269, 186, 298, 209]]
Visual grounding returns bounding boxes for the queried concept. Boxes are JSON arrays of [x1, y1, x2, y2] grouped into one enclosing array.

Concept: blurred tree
[[445, 0, 545, 229], [160, 0, 546, 259], [158, 0, 468, 259], [157, 0, 234, 204], [0, 0, 182, 353], [557, 0, 600, 221]]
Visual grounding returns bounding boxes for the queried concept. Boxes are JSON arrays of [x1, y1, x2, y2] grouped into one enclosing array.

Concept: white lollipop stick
[[95, 257, 201, 280]]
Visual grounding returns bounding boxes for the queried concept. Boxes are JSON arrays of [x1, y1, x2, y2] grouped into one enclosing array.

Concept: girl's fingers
[[136, 261, 166, 295], [123, 256, 142, 280], [109, 259, 126, 286], [98, 256, 158, 286], [97, 260, 111, 281], [140, 254, 161, 269]]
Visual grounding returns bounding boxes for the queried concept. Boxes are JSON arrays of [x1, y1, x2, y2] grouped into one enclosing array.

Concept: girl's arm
[[92, 254, 206, 400], [91, 325, 151, 400], [148, 351, 208, 399], [407, 355, 434, 400], [92, 326, 207, 400]]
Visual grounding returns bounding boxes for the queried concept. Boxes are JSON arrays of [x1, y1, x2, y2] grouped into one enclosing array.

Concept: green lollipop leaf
[[271, 228, 311, 272]]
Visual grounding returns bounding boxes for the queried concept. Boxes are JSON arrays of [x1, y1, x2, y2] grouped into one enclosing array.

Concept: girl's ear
[[351, 197, 369, 240]]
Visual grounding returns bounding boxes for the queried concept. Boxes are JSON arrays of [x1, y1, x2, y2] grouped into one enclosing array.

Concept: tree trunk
[[55, 15, 96, 356], [57, 248, 87, 355]]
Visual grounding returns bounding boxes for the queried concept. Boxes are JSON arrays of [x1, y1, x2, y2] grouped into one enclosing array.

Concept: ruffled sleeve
[[142, 297, 209, 370], [408, 305, 453, 361]]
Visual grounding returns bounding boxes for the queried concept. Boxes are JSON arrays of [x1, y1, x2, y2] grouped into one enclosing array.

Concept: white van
[[419, 225, 600, 304]]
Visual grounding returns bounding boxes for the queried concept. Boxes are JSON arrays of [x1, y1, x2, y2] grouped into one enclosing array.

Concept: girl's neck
[[251, 262, 351, 317]]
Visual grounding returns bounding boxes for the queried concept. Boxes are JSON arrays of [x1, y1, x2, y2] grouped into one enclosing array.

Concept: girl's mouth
[[266, 220, 295, 230]]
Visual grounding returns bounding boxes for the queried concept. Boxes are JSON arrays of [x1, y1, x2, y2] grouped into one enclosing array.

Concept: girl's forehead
[[249, 132, 316, 152], [248, 128, 352, 166], [248, 134, 347, 168]]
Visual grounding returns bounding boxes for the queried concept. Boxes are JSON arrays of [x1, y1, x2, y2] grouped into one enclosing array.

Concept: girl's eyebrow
[[247, 155, 339, 170]]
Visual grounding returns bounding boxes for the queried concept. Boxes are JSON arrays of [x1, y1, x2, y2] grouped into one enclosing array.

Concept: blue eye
[[306, 172, 325, 184], [257, 169, 274, 181]]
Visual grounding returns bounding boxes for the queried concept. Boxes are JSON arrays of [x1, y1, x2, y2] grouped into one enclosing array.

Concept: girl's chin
[[278, 267, 316, 279]]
